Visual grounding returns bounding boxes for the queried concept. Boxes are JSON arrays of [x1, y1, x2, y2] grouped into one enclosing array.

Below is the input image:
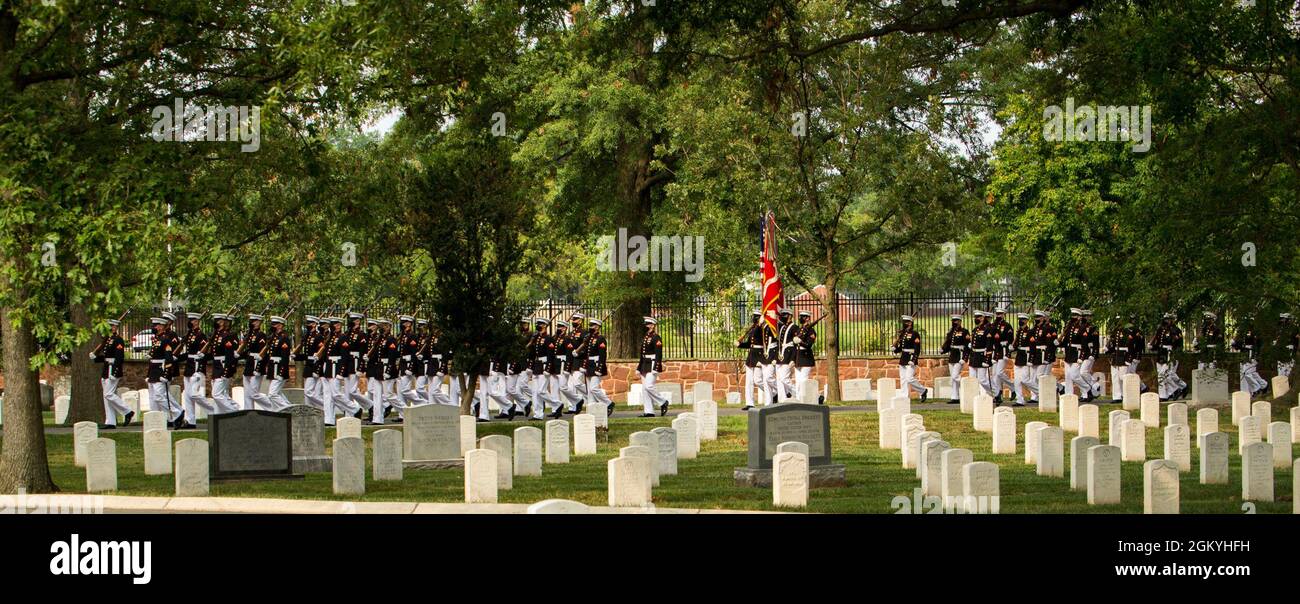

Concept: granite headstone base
[[402, 458, 466, 470], [293, 455, 333, 473], [733, 464, 846, 488]]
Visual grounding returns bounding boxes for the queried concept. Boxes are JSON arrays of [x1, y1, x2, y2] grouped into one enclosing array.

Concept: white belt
[[431, 354, 442, 359], [1162, 345, 1172, 349], [350, 352, 360, 357], [106, 358, 116, 364], [1117, 347, 1128, 351], [903, 348, 917, 353], [1035, 346, 1046, 349], [328, 356, 341, 361], [150, 359, 165, 364], [402, 355, 412, 360], [1243, 345, 1253, 349], [537, 357, 548, 361], [589, 355, 600, 360], [1070, 344, 1081, 348], [971, 348, 986, 352], [644, 354, 656, 360], [1206, 344, 1218, 348]]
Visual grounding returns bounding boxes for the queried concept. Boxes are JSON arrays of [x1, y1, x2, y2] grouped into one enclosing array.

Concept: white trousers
[[993, 358, 1015, 393], [532, 373, 561, 418], [148, 381, 180, 422], [793, 367, 812, 402], [512, 371, 534, 409], [424, 374, 453, 406], [251, 376, 290, 411], [368, 378, 405, 424], [743, 365, 760, 406], [772, 363, 794, 401], [101, 377, 130, 425], [587, 374, 612, 408], [641, 370, 668, 414], [211, 377, 239, 414], [450, 374, 467, 408], [1156, 361, 1185, 398], [971, 366, 993, 396], [759, 363, 776, 405], [1064, 362, 1094, 397], [398, 374, 426, 406], [484, 372, 513, 418], [323, 376, 359, 425], [563, 370, 587, 411], [899, 364, 925, 395], [184, 373, 217, 420], [1240, 360, 1267, 393], [1014, 364, 1037, 402], [347, 372, 371, 410], [1279, 360, 1294, 378], [241, 374, 262, 411], [303, 375, 322, 409]]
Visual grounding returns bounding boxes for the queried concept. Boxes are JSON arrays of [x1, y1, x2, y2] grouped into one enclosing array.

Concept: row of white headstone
[[82, 434, 210, 496], [882, 396, 1001, 514]]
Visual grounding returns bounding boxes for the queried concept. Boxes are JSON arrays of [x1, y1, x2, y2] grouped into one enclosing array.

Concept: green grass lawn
[[12, 403, 1296, 513]]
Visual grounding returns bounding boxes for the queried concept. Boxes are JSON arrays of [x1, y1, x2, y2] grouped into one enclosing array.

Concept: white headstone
[[1266, 422, 1292, 469], [909, 431, 941, 475], [1036, 426, 1064, 478], [332, 436, 365, 496], [1092, 372, 1107, 398], [1059, 394, 1079, 433], [934, 376, 954, 400], [958, 377, 978, 414], [628, 432, 660, 486], [1070, 436, 1101, 491], [1166, 402, 1188, 429], [1038, 374, 1058, 412], [651, 427, 678, 476], [372, 429, 403, 481], [974, 394, 993, 433], [1271, 375, 1290, 399], [1087, 445, 1121, 505], [55, 395, 70, 425], [85, 437, 117, 493], [1241, 441, 1274, 502], [777, 441, 809, 458], [1293, 407, 1300, 443], [772, 451, 809, 508], [479, 434, 513, 489], [1143, 459, 1180, 514], [878, 378, 897, 410], [589, 393, 608, 428], [1122, 374, 1141, 411], [841, 379, 871, 401], [878, 406, 901, 450], [143, 410, 166, 433], [336, 416, 362, 440], [1295, 459, 1300, 514], [527, 499, 590, 514], [545, 420, 570, 464], [941, 448, 974, 513], [672, 414, 699, 459], [1078, 404, 1099, 439], [144, 428, 173, 476], [962, 462, 1000, 514], [798, 378, 820, 404], [1199, 432, 1230, 485], [1164, 424, 1191, 472], [1121, 419, 1146, 462], [405, 404, 461, 461], [1196, 407, 1219, 448], [232, 386, 245, 408], [174, 439, 209, 497], [607, 454, 651, 507], [1024, 421, 1048, 465], [459, 415, 476, 456], [512, 427, 542, 477], [73, 421, 98, 468], [992, 408, 1016, 454], [920, 439, 951, 497], [1108, 410, 1130, 447], [892, 392, 912, 418], [1140, 393, 1160, 428], [1191, 369, 1229, 403], [725, 392, 741, 406], [1238, 416, 1262, 455], [691, 381, 714, 405], [1252, 401, 1271, 429], [659, 381, 683, 406], [574, 414, 598, 456], [628, 384, 643, 408], [694, 399, 718, 441], [1231, 391, 1251, 426], [464, 449, 498, 503]]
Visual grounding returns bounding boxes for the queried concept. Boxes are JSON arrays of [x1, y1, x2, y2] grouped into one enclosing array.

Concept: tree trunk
[[823, 275, 842, 403], [0, 297, 58, 493], [65, 299, 103, 426], [458, 374, 477, 416]]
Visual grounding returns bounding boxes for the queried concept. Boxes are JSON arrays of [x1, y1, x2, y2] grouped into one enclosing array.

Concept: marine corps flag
[[760, 210, 785, 336]]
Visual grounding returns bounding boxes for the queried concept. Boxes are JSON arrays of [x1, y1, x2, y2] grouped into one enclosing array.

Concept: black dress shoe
[[122, 411, 135, 426], [523, 402, 533, 417], [1028, 399, 1038, 406], [367, 408, 375, 422], [495, 413, 511, 420], [660, 402, 669, 416], [817, 395, 825, 405], [353, 409, 364, 419], [1012, 401, 1025, 407], [606, 402, 615, 416], [477, 417, 489, 423], [472, 402, 481, 416], [508, 408, 517, 421], [366, 421, 384, 426], [384, 406, 394, 418], [772, 395, 778, 406], [550, 407, 563, 419], [741, 405, 754, 411], [920, 391, 927, 402], [574, 401, 585, 414], [639, 413, 656, 418], [99, 424, 117, 430], [947, 398, 959, 405]]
